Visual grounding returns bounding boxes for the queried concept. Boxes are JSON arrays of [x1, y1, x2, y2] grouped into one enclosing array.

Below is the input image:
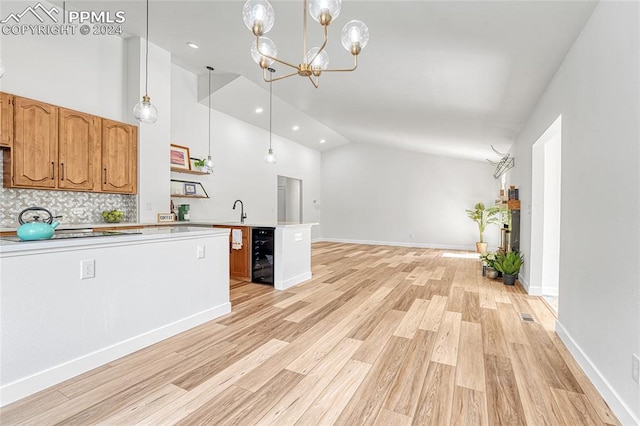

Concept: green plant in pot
[[480, 251, 499, 279], [494, 251, 524, 285], [466, 202, 500, 253], [193, 158, 206, 171]]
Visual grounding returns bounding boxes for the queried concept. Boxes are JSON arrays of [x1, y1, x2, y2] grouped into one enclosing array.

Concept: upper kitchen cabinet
[[10, 97, 59, 189], [102, 119, 137, 194], [2, 93, 138, 194], [58, 108, 101, 191], [0, 92, 14, 148]]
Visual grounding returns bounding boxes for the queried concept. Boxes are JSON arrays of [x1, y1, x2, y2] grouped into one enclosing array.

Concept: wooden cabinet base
[[215, 225, 251, 281]]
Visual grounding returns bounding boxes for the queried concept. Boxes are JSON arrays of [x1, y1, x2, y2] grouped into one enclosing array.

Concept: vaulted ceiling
[[61, 1, 596, 160]]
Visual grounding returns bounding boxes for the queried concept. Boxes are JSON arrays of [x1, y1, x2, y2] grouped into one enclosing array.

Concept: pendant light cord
[[269, 68, 273, 149], [144, 0, 149, 96], [208, 66, 212, 157]]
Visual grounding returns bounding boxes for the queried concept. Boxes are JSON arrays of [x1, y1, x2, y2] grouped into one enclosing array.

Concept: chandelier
[[242, 0, 369, 88]]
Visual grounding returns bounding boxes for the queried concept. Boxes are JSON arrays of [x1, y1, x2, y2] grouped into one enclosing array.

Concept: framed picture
[[184, 183, 197, 195], [170, 144, 191, 170]]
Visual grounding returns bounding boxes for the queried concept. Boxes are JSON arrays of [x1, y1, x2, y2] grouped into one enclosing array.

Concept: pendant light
[[132, 0, 158, 124], [204, 66, 214, 172], [264, 67, 277, 164]]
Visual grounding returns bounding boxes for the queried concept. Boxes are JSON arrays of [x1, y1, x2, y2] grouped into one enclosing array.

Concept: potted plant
[[466, 202, 500, 253], [193, 158, 207, 172], [480, 251, 499, 279], [494, 251, 524, 285]]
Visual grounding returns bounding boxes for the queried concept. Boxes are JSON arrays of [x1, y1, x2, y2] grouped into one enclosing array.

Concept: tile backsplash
[[0, 150, 137, 227]]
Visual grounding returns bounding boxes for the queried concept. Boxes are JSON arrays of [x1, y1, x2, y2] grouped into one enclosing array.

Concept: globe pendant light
[[133, 0, 158, 123], [264, 68, 277, 164], [204, 66, 214, 172]]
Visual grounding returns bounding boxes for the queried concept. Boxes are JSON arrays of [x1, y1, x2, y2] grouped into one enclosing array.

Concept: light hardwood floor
[[0, 242, 619, 425]]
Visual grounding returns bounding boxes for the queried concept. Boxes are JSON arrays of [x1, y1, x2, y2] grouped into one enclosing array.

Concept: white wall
[[170, 65, 322, 238], [1, 16, 125, 121], [512, 2, 640, 423], [129, 38, 172, 222], [321, 142, 501, 250]]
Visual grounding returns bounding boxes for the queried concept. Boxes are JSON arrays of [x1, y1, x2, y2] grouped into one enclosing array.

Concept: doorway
[[530, 115, 562, 312], [277, 176, 303, 224]]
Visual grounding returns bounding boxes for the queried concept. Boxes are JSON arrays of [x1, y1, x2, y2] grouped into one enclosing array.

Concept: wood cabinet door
[[230, 227, 251, 280], [12, 97, 58, 188], [0, 92, 14, 147], [101, 119, 137, 194], [58, 108, 101, 191]]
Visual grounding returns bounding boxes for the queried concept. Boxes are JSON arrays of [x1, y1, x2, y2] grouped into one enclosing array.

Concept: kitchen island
[[0, 226, 230, 407], [208, 222, 317, 290]]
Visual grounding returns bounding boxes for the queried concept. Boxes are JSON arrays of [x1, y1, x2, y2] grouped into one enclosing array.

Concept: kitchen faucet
[[232, 199, 247, 224]]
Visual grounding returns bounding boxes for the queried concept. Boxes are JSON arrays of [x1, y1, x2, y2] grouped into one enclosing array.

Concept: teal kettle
[[17, 207, 60, 241]]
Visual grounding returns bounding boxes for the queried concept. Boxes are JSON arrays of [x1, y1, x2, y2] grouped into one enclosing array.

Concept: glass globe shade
[[341, 20, 369, 52], [264, 148, 277, 164], [251, 37, 277, 67], [309, 0, 341, 24], [306, 47, 329, 71], [133, 96, 158, 124], [204, 156, 213, 172], [242, 0, 274, 35]]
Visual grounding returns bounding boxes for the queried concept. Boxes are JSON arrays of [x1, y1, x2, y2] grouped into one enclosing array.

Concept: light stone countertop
[[0, 226, 230, 254], [0, 221, 318, 233]]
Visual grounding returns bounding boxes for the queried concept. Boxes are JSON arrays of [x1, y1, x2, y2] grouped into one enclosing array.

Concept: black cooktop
[[1, 230, 142, 242]]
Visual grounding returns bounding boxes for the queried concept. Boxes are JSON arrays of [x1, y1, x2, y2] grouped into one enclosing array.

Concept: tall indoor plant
[[466, 202, 500, 253]]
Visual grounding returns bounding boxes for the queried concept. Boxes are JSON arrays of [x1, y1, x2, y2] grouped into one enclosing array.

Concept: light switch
[[294, 232, 303, 242], [81, 259, 95, 279], [197, 245, 205, 259]]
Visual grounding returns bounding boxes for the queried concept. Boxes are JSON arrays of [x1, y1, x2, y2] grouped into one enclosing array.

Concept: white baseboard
[[518, 275, 559, 297], [318, 237, 477, 251], [555, 322, 639, 426], [518, 274, 541, 295], [0, 303, 231, 407], [275, 272, 312, 291]]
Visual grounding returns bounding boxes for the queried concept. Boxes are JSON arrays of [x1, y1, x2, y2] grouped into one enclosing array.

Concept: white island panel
[[274, 224, 313, 290], [0, 227, 230, 407]]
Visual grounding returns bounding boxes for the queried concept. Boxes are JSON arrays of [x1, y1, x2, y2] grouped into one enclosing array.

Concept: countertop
[[0, 226, 230, 254], [0, 221, 318, 233]]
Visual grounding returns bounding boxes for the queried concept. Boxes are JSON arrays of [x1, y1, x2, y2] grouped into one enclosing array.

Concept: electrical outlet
[[196, 245, 205, 259], [81, 259, 95, 279], [632, 354, 640, 384], [409, 233, 415, 240]]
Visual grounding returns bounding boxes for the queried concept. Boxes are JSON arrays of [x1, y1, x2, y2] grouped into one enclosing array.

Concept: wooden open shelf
[[171, 167, 209, 176], [170, 194, 209, 199]]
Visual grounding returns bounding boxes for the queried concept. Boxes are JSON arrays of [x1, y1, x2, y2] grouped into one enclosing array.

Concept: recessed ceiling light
[[186, 42, 199, 49], [320, 139, 326, 144], [292, 125, 300, 131], [255, 107, 263, 113]]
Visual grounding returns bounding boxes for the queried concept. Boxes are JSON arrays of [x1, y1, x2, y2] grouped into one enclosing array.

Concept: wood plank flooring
[[0, 242, 620, 425]]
